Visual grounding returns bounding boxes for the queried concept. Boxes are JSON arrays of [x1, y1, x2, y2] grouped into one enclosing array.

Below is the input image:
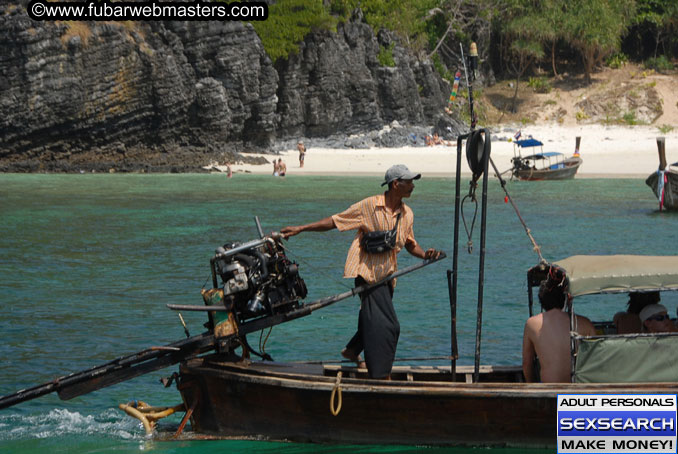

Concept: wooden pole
[[657, 137, 667, 171], [575, 136, 581, 155]]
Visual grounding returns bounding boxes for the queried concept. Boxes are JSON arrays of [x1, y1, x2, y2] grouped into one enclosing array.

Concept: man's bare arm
[[522, 324, 536, 382], [281, 216, 336, 239], [405, 239, 441, 260]]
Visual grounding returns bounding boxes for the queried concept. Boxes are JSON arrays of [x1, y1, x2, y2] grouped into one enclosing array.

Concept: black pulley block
[[465, 130, 491, 179]]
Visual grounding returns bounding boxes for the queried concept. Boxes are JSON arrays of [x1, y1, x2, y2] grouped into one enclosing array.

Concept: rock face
[[574, 83, 663, 125], [0, 4, 454, 172]]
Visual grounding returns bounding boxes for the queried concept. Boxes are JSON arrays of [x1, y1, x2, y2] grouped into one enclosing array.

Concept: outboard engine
[[209, 234, 307, 323]]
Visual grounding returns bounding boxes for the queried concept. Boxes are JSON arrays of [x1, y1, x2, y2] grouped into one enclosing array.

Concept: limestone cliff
[[0, 4, 453, 172]]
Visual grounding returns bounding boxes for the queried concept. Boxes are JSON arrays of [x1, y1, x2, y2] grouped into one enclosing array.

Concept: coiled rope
[[329, 371, 343, 416]]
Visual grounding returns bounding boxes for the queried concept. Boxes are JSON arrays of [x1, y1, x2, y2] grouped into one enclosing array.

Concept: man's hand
[[424, 248, 442, 260], [280, 226, 301, 239], [405, 242, 443, 260]]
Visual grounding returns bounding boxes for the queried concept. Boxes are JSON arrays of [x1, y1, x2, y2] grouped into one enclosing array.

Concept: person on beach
[[280, 164, 442, 379], [297, 140, 306, 168], [278, 158, 286, 177], [613, 291, 660, 334], [522, 278, 596, 383], [639, 303, 677, 333], [272, 159, 279, 176]]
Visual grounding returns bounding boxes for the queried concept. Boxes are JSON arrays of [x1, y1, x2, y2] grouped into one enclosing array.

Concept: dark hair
[[627, 291, 660, 314], [538, 281, 566, 310]]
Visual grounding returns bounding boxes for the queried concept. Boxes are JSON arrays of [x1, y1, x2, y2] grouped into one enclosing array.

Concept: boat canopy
[[514, 138, 543, 148], [519, 152, 564, 161], [575, 335, 678, 383], [554, 255, 678, 297]]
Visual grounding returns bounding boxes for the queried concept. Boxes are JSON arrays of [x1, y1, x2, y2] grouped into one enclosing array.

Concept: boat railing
[[322, 364, 525, 384]]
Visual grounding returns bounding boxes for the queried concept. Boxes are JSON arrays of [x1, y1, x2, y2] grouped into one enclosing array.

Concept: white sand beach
[[225, 124, 678, 179]]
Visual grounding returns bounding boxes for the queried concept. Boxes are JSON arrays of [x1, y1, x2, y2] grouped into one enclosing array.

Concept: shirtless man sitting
[[522, 280, 596, 383]]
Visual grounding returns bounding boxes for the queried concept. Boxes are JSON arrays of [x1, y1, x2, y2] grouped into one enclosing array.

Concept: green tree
[[540, 0, 567, 77], [502, 0, 546, 111], [633, 0, 678, 57], [563, 0, 636, 84], [331, 0, 438, 51]]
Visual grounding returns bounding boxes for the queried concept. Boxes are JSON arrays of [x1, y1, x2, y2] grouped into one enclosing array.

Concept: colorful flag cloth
[[514, 130, 522, 140], [449, 71, 461, 102], [658, 170, 667, 211]]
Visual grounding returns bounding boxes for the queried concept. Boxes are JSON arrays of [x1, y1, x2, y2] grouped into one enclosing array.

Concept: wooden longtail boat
[[174, 254, 678, 447], [510, 136, 582, 181], [170, 132, 678, 446], [646, 137, 678, 211]]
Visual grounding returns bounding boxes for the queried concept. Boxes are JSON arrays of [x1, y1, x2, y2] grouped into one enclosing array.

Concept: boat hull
[[176, 357, 678, 447], [646, 170, 678, 210], [513, 157, 582, 181]]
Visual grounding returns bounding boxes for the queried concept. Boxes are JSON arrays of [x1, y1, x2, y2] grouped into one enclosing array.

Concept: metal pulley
[[465, 129, 491, 181]]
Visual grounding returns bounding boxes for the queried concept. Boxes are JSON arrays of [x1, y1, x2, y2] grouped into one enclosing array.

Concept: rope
[[461, 181, 479, 253], [119, 403, 152, 434], [489, 157, 546, 264], [329, 371, 343, 416], [200, 273, 212, 290], [118, 401, 186, 435], [259, 326, 273, 355]]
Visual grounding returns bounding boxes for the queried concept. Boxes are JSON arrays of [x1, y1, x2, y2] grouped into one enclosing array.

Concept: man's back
[[523, 309, 595, 383]]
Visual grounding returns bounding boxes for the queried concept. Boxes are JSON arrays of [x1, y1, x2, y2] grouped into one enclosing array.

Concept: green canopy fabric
[[554, 255, 678, 298], [575, 335, 678, 383]]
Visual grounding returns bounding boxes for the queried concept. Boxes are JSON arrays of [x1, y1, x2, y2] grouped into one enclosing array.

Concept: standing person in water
[[297, 140, 306, 168]]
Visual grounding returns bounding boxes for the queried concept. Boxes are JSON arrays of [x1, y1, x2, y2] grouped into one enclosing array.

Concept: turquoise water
[[1, 173, 676, 453]]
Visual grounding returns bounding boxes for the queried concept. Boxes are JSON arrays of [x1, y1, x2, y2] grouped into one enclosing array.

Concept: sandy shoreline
[[221, 125, 678, 179]]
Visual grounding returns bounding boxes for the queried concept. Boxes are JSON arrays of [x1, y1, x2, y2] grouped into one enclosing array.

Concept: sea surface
[[1, 173, 676, 454]]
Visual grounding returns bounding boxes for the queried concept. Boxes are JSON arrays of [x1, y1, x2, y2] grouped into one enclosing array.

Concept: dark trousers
[[345, 277, 399, 378]]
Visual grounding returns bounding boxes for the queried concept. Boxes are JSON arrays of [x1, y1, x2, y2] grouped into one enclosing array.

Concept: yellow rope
[[137, 403, 185, 420], [329, 371, 343, 416], [118, 401, 186, 435], [119, 403, 153, 435]]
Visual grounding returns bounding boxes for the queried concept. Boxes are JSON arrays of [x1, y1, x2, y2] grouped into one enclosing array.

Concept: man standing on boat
[[522, 278, 595, 383], [281, 165, 441, 379]]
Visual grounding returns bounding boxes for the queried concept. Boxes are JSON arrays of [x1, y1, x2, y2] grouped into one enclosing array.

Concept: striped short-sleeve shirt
[[332, 194, 417, 285]]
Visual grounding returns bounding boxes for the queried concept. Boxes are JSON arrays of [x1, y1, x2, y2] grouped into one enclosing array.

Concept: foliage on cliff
[[248, 0, 337, 62], [249, 0, 438, 62], [250, 0, 677, 79]]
